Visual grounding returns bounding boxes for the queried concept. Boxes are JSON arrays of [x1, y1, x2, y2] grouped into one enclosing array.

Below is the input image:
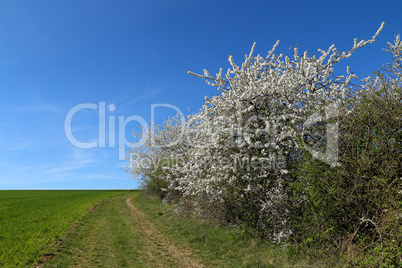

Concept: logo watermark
[[64, 102, 184, 160], [64, 102, 339, 165]]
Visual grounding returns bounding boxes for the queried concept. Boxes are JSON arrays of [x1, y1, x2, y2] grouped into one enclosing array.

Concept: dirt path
[[43, 194, 204, 267], [125, 197, 204, 268]]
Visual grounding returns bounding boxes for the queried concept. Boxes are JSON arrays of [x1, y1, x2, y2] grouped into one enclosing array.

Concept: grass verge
[[132, 192, 328, 267]]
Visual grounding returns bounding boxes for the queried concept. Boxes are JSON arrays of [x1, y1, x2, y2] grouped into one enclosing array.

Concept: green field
[[0, 190, 127, 267]]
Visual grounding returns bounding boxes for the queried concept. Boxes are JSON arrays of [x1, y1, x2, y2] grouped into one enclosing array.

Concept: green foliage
[[140, 158, 182, 203], [290, 85, 401, 266], [141, 172, 170, 200]]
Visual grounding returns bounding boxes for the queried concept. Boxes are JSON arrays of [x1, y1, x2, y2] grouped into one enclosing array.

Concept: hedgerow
[[127, 24, 401, 266]]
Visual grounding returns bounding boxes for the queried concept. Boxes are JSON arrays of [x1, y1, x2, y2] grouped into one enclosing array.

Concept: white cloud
[[42, 148, 101, 175]]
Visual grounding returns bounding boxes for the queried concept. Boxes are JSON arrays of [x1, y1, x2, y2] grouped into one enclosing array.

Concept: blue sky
[[0, 0, 401, 190]]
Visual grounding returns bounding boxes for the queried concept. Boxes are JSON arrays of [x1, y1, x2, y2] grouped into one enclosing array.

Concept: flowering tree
[[126, 23, 399, 243]]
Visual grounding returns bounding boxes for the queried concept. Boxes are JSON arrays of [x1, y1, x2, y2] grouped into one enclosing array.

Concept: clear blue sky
[[0, 0, 401, 189]]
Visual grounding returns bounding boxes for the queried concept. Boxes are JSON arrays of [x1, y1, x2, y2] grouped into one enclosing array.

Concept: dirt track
[[41, 194, 204, 267], [125, 197, 203, 268]]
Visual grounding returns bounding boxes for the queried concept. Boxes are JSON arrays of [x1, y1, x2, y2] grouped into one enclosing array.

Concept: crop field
[[0, 190, 127, 267]]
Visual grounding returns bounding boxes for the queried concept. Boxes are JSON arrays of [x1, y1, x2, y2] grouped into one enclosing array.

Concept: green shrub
[[140, 158, 182, 203], [290, 85, 401, 266]]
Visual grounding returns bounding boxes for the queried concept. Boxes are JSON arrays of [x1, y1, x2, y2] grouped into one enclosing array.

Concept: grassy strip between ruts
[[47, 191, 333, 267]]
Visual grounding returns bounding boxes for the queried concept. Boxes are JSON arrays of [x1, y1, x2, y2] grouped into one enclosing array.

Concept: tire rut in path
[[125, 197, 204, 268]]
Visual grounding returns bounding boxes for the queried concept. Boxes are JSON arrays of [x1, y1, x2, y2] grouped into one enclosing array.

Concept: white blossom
[[125, 23, 397, 243]]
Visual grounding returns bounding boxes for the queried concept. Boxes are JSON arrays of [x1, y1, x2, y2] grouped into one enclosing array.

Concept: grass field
[[0, 190, 127, 267]]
